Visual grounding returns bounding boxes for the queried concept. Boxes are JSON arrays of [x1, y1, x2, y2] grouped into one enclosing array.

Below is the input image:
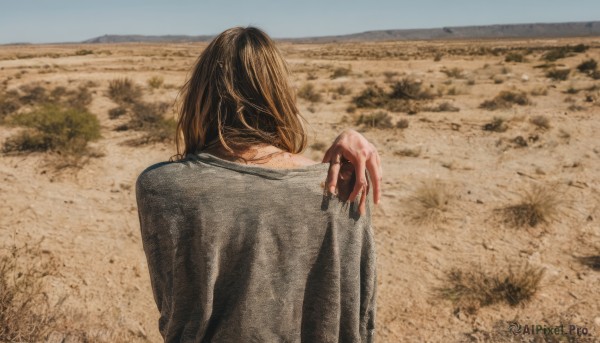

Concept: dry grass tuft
[[107, 78, 142, 104], [499, 184, 562, 228], [297, 83, 322, 103], [147, 76, 164, 89], [389, 78, 434, 100], [482, 116, 508, 132], [408, 180, 451, 225], [0, 241, 141, 342], [0, 241, 62, 342], [423, 102, 459, 112], [546, 68, 570, 81], [441, 67, 465, 79], [115, 101, 176, 145], [577, 59, 597, 74], [530, 115, 551, 129], [354, 111, 393, 129], [330, 66, 351, 79], [439, 263, 544, 314], [480, 90, 530, 110]]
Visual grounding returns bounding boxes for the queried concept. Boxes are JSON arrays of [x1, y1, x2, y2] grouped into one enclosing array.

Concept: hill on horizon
[[80, 20, 600, 44]]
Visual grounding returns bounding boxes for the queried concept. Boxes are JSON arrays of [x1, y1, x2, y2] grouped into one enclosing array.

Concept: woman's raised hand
[[322, 129, 382, 215]]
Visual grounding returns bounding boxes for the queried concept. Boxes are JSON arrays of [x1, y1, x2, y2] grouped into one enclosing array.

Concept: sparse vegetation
[[505, 52, 526, 63], [530, 115, 550, 129], [3, 104, 101, 156], [0, 241, 62, 342], [352, 85, 389, 108], [147, 76, 164, 89], [499, 184, 562, 228], [389, 78, 434, 101], [74, 49, 93, 56], [542, 44, 588, 62], [441, 67, 465, 79], [354, 111, 393, 129], [578, 254, 600, 271], [480, 90, 530, 110], [107, 78, 142, 104], [334, 84, 352, 96], [115, 101, 176, 145], [423, 102, 459, 112], [297, 83, 322, 103], [351, 78, 434, 114], [482, 117, 507, 132], [439, 263, 544, 313], [108, 106, 127, 119], [546, 68, 570, 81], [408, 180, 451, 225], [330, 66, 351, 79], [577, 59, 597, 73], [396, 118, 409, 129]]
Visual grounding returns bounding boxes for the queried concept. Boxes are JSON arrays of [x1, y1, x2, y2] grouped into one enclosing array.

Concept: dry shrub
[[334, 84, 351, 96], [330, 66, 351, 79], [424, 102, 459, 112], [297, 83, 322, 103], [500, 184, 562, 228], [396, 119, 409, 129], [394, 147, 420, 157], [116, 101, 176, 145], [354, 111, 393, 129], [108, 78, 142, 104], [578, 255, 600, 271], [542, 44, 588, 62], [0, 241, 141, 343], [408, 180, 451, 225], [108, 106, 127, 119], [530, 86, 548, 96], [352, 85, 388, 108], [530, 115, 550, 129], [441, 67, 465, 79], [0, 90, 21, 121], [0, 241, 62, 342], [482, 117, 507, 132], [389, 78, 433, 100], [3, 104, 101, 156], [18, 85, 48, 105], [439, 263, 544, 314], [74, 49, 93, 56], [546, 68, 570, 81], [577, 59, 597, 74], [480, 90, 530, 110], [147, 76, 164, 89], [505, 52, 526, 63]]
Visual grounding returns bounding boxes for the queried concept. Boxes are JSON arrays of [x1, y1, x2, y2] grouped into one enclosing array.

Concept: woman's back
[[136, 152, 376, 342]]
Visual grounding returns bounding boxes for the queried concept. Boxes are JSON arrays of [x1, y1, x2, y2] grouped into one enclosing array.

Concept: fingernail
[[329, 186, 336, 194]]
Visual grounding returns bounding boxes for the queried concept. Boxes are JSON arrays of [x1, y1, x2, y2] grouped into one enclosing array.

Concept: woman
[[137, 26, 378, 343]]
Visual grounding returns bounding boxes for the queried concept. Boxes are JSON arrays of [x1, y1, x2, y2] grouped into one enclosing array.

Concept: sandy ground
[[0, 38, 599, 342]]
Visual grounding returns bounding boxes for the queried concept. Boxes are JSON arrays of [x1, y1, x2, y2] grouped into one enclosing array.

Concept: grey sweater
[[136, 152, 376, 343]]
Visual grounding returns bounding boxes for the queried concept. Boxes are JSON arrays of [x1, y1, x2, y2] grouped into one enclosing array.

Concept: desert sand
[[0, 37, 599, 342]]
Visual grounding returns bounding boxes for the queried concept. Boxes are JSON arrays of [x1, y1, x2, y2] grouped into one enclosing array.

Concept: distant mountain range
[[83, 21, 600, 44]]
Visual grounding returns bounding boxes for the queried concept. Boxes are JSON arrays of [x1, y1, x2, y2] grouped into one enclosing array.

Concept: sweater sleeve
[[360, 223, 377, 343]]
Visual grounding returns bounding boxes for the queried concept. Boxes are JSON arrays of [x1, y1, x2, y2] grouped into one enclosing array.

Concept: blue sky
[[0, 0, 599, 44]]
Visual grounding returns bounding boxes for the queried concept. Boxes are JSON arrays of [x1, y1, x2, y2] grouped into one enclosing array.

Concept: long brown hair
[[175, 26, 308, 159]]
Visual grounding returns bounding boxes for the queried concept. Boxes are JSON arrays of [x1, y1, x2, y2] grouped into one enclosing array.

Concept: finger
[[349, 156, 367, 202], [358, 180, 369, 215], [367, 153, 382, 205], [326, 154, 342, 194]]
